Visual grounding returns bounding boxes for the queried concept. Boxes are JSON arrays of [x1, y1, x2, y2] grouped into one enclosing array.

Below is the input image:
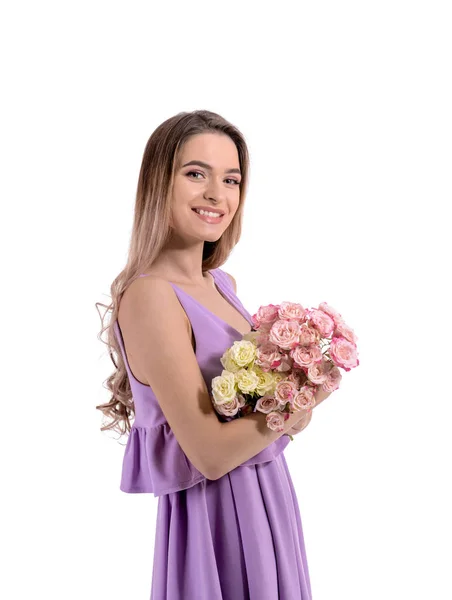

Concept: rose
[[290, 344, 323, 369], [268, 319, 301, 351], [292, 385, 317, 411], [266, 410, 288, 433], [220, 348, 241, 373], [307, 359, 329, 385], [254, 342, 284, 371], [298, 323, 321, 347], [252, 304, 280, 328], [329, 336, 359, 371], [235, 368, 260, 394], [255, 394, 281, 414], [278, 301, 307, 322], [215, 395, 242, 417], [251, 365, 277, 396], [230, 340, 257, 368], [318, 301, 342, 323], [322, 365, 342, 392], [211, 370, 237, 405], [307, 308, 335, 338], [274, 380, 299, 405], [334, 318, 358, 345]]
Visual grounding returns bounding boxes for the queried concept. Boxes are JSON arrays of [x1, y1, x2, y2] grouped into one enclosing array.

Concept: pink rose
[[329, 336, 359, 371], [318, 301, 342, 323], [307, 359, 329, 385], [252, 304, 280, 329], [274, 380, 298, 404], [285, 369, 306, 389], [298, 323, 321, 347], [292, 385, 317, 411], [278, 301, 307, 322], [323, 365, 342, 392], [274, 353, 293, 372], [269, 319, 301, 351], [266, 410, 287, 433], [307, 308, 335, 338], [334, 318, 358, 345], [255, 343, 284, 371], [215, 395, 242, 417], [290, 344, 323, 368], [255, 394, 281, 414]]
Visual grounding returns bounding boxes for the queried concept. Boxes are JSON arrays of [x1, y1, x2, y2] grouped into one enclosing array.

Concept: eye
[[187, 171, 240, 185], [186, 170, 204, 179]]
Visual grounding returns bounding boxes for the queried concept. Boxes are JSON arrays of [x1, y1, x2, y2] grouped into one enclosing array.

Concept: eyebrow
[[181, 160, 241, 175]]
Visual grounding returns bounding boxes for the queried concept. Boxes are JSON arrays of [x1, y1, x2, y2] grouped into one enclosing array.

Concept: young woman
[[96, 109, 331, 599]]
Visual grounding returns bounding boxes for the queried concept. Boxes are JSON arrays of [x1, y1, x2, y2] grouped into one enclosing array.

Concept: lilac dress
[[113, 267, 312, 599]]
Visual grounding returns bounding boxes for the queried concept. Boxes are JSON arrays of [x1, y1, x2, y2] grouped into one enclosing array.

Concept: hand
[[285, 409, 313, 440], [284, 385, 333, 440]]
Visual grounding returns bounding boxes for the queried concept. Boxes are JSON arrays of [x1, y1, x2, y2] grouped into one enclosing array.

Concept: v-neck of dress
[[168, 269, 253, 337]]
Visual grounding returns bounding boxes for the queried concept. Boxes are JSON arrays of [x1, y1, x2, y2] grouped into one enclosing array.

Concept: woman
[[96, 109, 331, 599]]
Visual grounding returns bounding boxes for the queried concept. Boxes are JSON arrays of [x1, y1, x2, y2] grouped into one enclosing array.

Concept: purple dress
[[113, 267, 312, 599]]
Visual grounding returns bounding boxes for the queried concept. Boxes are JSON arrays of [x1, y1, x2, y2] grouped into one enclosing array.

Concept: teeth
[[194, 208, 223, 217]]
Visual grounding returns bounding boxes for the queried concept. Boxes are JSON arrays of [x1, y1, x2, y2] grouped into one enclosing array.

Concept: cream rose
[[230, 340, 257, 368], [235, 368, 260, 394], [251, 365, 276, 396], [220, 348, 241, 373], [211, 370, 237, 405]]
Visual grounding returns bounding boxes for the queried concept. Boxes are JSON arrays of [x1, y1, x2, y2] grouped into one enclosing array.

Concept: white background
[[1, 1, 451, 598]]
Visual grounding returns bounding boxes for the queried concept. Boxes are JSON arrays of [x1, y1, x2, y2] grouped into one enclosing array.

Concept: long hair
[[95, 110, 250, 437]]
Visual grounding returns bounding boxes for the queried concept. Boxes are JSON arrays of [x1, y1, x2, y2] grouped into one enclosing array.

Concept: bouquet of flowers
[[211, 301, 359, 440]]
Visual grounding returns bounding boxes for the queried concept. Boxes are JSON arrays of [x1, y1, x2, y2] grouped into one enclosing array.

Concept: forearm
[[208, 385, 332, 480], [209, 407, 305, 480]]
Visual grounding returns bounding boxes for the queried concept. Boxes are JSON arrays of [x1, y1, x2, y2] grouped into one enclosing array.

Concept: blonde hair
[[95, 110, 250, 437]]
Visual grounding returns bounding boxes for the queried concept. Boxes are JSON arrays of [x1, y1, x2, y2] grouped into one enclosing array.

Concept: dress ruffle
[[120, 422, 292, 497]]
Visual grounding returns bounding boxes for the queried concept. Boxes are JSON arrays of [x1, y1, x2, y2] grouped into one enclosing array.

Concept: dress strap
[[212, 268, 235, 295]]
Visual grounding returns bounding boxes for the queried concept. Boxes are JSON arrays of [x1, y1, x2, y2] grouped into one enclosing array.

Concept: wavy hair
[[95, 110, 250, 437]]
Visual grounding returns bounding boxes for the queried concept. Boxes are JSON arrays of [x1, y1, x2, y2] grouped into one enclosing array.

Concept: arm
[[120, 276, 327, 482], [212, 385, 331, 479]]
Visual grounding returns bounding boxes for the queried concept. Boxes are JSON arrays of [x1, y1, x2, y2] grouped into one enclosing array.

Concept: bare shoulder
[[120, 275, 191, 337], [222, 271, 237, 293]]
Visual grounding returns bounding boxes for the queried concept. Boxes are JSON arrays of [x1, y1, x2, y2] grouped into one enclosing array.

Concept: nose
[[203, 176, 227, 204]]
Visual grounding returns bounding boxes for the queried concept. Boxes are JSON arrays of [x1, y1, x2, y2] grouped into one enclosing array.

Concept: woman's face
[[170, 132, 242, 241]]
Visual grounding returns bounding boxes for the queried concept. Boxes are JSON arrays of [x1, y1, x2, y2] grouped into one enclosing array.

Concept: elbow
[[201, 461, 221, 481], [199, 452, 224, 481]]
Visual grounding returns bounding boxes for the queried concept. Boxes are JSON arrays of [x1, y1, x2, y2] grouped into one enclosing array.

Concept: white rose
[[230, 340, 257, 368], [251, 365, 275, 396], [220, 348, 241, 373], [235, 368, 260, 394], [212, 370, 237, 405]]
